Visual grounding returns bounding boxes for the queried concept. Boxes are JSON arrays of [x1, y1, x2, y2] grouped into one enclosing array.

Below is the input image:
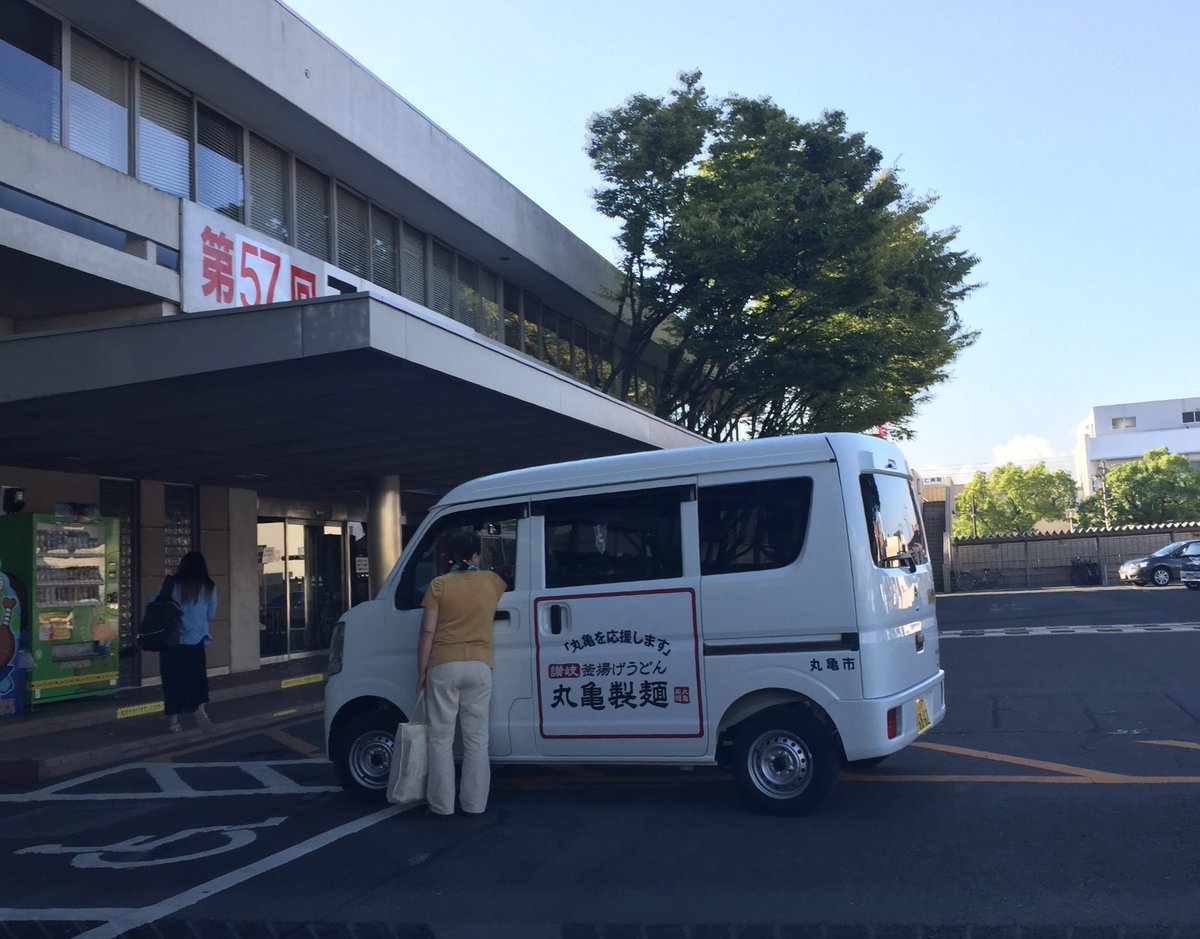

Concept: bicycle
[[952, 568, 1006, 591]]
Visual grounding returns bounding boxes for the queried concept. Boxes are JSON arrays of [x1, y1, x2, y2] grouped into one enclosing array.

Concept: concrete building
[[1074, 398, 1200, 498], [0, 0, 705, 701]]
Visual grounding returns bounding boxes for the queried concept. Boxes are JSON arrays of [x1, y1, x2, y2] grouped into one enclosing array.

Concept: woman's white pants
[[425, 660, 492, 815]]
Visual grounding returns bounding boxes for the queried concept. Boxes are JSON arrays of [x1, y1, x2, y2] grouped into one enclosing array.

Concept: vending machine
[[0, 513, 121, 704]]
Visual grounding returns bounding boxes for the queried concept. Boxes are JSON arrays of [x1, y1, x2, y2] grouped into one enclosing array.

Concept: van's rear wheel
[[331, 709, 398, 801], [732, 709, 838, 816]]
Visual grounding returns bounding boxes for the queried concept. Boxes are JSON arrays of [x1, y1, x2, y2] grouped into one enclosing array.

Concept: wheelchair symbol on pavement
[[16, 816, 287, 868]]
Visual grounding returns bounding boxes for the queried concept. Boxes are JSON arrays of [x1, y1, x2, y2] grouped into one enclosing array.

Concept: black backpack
[[137, 577, 183, 652]]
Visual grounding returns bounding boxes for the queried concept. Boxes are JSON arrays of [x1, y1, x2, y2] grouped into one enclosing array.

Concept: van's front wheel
[[331, 709, 398, 801], [732, 709, 838, 816]]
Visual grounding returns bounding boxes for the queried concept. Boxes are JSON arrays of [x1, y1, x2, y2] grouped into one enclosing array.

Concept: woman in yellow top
[[416, 532, 506, 817]]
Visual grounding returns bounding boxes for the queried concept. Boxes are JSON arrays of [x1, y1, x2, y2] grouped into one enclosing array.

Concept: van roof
[[438, 432, 910, 507]]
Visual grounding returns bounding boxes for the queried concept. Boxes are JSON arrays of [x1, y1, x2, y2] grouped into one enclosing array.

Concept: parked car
[[1181, 555, 1200, 591], [1118, 540, 1200, 586]]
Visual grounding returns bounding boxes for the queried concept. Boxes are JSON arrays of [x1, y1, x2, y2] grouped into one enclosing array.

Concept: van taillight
[[887, 706, 900, 739]]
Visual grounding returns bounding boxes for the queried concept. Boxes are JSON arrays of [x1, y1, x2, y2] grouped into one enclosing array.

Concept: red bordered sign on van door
[[533, 588, 703, 740]]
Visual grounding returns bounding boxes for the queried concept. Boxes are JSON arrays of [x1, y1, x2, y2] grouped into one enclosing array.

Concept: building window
[[1184, 411, 1199, 425], [523, 293, 542, 359], [430, 240, 454, 317], [335, 185, 369, 276], [295, 160, 330, 260], [68, 31, 128, 172], [138, 73, 191, 199], [0, 0, 62, 142], [401, 223, 426, 305], [503, 281, 521, 351], [248, 133, 289, 242], [196, 103, 243, 221], [455, 256, 481, 328], [1110, 416, 1136, 430], [370, 204, 399, 292], [479, 268, 500, 340]]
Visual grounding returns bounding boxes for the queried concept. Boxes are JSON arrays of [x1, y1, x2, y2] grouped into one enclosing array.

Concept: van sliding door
[[530, 484, 706, 759]]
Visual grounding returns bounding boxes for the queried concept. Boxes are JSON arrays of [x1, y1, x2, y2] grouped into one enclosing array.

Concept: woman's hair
[[174, 551, 215, 605], [448, 532, 481, 570]]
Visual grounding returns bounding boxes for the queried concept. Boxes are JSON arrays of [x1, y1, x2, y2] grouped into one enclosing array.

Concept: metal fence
[[946, 525, 1200, 591]]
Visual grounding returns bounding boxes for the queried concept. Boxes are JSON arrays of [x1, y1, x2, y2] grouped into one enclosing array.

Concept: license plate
[[915, 697, 932, 735], [1182, 571, 1200, 582]]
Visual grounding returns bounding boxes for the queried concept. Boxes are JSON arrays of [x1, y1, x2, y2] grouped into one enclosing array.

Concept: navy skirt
[[160, 643, 209, 715]]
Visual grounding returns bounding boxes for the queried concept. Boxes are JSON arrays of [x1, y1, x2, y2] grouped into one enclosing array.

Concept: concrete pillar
[[368, 475, 402, 596]]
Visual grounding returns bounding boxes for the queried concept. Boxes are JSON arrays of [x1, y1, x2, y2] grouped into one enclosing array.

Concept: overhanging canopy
[[0, 294, 707, 505]]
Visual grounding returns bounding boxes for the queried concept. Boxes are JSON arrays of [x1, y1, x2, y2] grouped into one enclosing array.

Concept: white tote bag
[[386, 694, 428, 805]]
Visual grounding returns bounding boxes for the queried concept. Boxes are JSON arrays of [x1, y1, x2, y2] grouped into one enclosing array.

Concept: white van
[[324, 432, 944, 815]]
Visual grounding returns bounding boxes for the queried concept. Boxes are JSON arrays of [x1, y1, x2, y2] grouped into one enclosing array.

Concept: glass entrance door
[[258, 519, 347, 660]]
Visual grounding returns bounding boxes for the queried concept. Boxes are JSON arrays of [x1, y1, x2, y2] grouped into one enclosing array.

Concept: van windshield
[[860, 473, 927, 569]]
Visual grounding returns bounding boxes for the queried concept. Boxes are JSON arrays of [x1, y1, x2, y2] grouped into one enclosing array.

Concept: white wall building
[[0, 0, 707, 699], [1074, 398, 1200, 497]]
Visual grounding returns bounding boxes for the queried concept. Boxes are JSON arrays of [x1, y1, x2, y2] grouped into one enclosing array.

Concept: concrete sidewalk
[[0, 656, 328, 790]]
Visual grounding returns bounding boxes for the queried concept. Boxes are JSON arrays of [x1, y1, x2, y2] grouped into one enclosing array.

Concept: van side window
[[698, 477, 813, 576], [394, 505, 523, 610], [540, 489, 684, 588], [860, 473, 927, 568]]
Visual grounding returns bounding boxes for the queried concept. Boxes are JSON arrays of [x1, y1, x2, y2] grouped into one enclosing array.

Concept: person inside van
[[416, 531, 506, 818]]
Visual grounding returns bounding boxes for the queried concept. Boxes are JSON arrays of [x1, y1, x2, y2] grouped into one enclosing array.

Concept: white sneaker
[[194, 704, 216, 734]]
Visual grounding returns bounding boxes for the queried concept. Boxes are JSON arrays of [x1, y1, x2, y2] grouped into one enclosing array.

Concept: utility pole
[[1097, 460, 1111, 530], [970, 495, 978, 539]]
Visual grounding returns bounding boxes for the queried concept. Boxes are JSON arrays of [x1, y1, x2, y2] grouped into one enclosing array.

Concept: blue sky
[[282, 0, 1198, 480]]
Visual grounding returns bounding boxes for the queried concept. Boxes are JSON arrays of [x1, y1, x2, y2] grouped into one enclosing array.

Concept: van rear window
[[698, 477, 813, 576], [860, 473, 927, 569]]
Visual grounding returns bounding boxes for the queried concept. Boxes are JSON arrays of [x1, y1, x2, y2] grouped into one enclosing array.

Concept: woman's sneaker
[[194, 704, 216, 734]]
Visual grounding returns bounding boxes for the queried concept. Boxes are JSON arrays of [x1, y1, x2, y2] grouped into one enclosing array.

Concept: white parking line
[[2, 803, 410, 937], [0, 759, 339, 802], [941, 623, 1200, 638]]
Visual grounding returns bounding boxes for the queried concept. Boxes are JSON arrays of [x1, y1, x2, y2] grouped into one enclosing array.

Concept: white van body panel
[[324, 432, 945, 796]]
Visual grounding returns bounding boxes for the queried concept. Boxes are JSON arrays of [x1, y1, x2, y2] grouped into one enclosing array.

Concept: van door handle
[[549, 604, 566, 635], [494, 610, 510, 622]]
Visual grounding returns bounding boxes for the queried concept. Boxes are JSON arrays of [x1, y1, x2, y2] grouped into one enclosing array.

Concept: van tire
[[732, 708, 839, 816], [331, 709, 398, 801]]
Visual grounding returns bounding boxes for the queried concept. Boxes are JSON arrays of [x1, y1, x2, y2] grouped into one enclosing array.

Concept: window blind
[[401, 224, 426, 305], [0, 0, 62, 142], [336, 186, 369, 277], [370, 205, 399, 292], [68, 31, 127, 172], [137, 73, 190, 198], [248, 134, 289, 242], [431, 240, 453, 317], [479, 268, 500, 340], [455, 257, 480, 328], [197, 103, 243, 221], [295, 160, 330, 260]]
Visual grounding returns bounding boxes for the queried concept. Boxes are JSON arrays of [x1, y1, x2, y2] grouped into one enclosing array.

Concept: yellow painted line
[[117, 701, 164, 719], [846, 773, 1200, 785], [1138, 739, 1200, 751], [912, 740, 1135, 782], [262, 726, 319, 756], [280, 674, 324, 689]]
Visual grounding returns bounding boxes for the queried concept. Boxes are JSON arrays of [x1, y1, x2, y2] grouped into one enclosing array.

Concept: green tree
[[1076, 449, 1200, 527], [586, 71, 980, 440], [952, 463, 1077, 537]]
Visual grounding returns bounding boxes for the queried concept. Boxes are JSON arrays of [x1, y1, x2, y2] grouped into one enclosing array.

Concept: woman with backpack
[[159, 551, 218, 734]]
